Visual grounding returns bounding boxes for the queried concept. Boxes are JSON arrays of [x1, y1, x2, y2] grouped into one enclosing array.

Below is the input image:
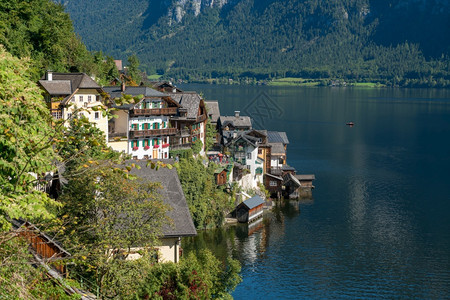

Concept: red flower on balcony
[[144, 145, 150, 150], [162, 143, 170, 148], [132, 146, 139, 151], [154, 144, 160, 148]]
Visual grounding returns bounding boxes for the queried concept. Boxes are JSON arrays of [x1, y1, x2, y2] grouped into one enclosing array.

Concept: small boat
[[346, 122, 354, 126]]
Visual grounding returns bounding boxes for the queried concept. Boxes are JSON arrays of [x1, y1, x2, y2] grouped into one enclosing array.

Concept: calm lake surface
[[180, 84, 450, 299]]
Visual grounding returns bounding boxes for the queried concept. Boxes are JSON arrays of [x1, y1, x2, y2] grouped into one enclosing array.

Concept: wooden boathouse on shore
[[12, 220, 71, 275], [236, 195, 265, 223]]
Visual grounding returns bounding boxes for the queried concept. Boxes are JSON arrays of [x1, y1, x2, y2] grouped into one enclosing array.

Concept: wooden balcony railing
[[129, 128, 177, 138], [196, 114, 207, 123], [130, 107, 178, 116]]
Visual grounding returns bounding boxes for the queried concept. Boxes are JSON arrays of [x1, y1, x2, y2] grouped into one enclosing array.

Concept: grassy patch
[[269, 77, 320, 86], [349, 82, 387, 88], [147, 74, 162, 80]]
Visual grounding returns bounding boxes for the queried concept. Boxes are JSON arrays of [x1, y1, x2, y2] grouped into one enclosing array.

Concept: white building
[[104, 85, 180, 159], [38, 71, 109, 141]]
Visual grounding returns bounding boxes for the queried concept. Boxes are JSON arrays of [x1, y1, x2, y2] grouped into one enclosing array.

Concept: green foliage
[[59, 0, 450, 87], [58, 163, 168, 295], [0, 236, 79, 299], [0, 47, 60, 231], [204, 119, 217, 152], [177, 157, 233, 229], [191, 139, 203, 155], [127, 54, 142, 84], [56, 116, 121, 173], [138, 249, 241, 299]]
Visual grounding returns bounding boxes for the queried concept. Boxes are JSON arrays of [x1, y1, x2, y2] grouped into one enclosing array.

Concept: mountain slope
[[59, 0, 450, 85]]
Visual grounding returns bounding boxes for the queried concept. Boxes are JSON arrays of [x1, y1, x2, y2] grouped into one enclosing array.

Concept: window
[[88, 96, 92, 103], [132, 156, 137, 160], [79, 96, 83, 102], [131, 124, 137, 130], [164, 152, 168, 158], [144, 155, 149, 159], [258, 149, 262, 155], [52, 111, 62, 119], [84, 102, 88, 108], [94, 112, 99, 120], [247, 153, 252, 159], [270, 181, 277, 187], [67, 113, 72, 119], [96, 95, 100, 102]]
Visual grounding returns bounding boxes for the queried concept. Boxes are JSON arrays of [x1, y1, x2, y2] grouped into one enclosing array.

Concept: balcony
[[130, 107, 178, 117], [196, 114, 207, 123], [129, 128, 177, 138], [170, 143, 192, 150]]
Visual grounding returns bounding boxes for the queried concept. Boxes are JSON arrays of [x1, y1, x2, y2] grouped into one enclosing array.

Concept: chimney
[[235, 111, 240, 118], [121, 81, 126, 92], [46, 70, 53, 81]]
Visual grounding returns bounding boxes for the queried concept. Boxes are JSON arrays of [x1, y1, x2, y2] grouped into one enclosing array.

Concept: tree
[[138, 249, 241, 299], [177, 156, 233, 229], [204, 119, 217, 152], [58, 162, 169, 297], [0, 46, 60, 231], [127, 54, 142, 84]]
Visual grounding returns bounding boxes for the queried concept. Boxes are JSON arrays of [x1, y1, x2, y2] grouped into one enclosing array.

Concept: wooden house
[[168, 92, 208, 152], [264, 173, 284, 199], [295, 174, 316, 198], [12, 220, 71, 275], [214, 167, 229, 186], [283, 172, 302, 199], [236, 195, 265, 223]]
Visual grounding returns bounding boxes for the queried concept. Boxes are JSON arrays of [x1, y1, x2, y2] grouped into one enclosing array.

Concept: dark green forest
[[59, 0, 450, 87]]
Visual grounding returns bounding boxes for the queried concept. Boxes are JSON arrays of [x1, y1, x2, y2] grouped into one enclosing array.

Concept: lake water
[[180, 84, 450, 299]]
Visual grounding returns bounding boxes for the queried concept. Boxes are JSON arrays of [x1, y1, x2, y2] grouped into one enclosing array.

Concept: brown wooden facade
[[17, 222, 70, 275]]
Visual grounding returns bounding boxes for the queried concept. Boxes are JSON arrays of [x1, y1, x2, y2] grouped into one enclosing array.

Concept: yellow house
[[38, 71, 108, 142]]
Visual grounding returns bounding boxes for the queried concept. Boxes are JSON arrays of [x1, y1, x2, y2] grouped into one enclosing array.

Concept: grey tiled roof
[[295, 174, 316, 181], [39, 73, 100, 95], [242, 195, 265, 209], [268, 131, 289, 145], [269, 142, 285, 155], [219, 115, 252, 129], [103, 86, 167, 99], [38, 80, 72, 95], [168, 92, 201, 119], [205, 101, 220, 123], [225, 131, 260, 147], [127, 159, 197, 237]]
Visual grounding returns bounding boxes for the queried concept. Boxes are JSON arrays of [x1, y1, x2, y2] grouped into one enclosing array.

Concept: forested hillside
[[60, 0, 450, 86]]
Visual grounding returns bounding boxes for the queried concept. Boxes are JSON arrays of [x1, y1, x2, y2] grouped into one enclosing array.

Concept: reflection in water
[[180, 85, 450, 299]]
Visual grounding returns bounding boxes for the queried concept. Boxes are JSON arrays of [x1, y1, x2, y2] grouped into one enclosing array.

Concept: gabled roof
[[219, 115, 252, 129], [103, 86, 167, 99], [269, 142, 285, 155], [38, 80, 72, 95], [241, 195, 265, 210], [168, 92, 202, 119], [127, 160, 197, 238], [205, 101, 221, 123], [283, 173, 301, 187], [226, 131, 260, 148], [265, 173, 283, 181], [268, 131, 289, 145], [295, 174, 316, 181], [39, 73, 101, 96]]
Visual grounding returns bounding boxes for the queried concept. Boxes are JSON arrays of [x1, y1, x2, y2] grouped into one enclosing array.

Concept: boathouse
[[236, 195, 265, 223], [12, 220, 71, 275]]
